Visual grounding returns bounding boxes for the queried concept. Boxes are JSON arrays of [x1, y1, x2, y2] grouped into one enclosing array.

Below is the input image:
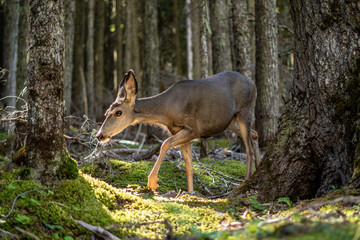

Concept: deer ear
[[117, 69, 138, 103]]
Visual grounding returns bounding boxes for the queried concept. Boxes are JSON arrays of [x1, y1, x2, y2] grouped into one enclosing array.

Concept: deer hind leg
[[236, 117, 254, 180], [147, 129, 195, 191], [227, 119, 258, 172], [251, 129, 260, 168], [181, 142, 193, 192]]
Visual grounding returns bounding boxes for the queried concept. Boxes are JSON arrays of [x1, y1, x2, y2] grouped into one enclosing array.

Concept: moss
[[81, 158, 246, 196], [59, 150, 79, 180]]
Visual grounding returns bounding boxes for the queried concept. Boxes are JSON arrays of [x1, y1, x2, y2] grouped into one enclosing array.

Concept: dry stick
[[4, 189, 39, 219], [14, 227, 40, 240], [72, 218, 121, 240], [0, 228, 19, 240]]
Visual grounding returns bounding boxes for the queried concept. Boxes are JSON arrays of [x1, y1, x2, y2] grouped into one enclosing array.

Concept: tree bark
[[94, 0, 105, 119], [192, 0, 201, 79], [254, 0, 280, 147], [26, 0, 68, 186], [64, 0, 75, 116], [209, 0, 232, 73], [231, 0, 251, 78], [143, 0, 159, 97], [186, 0, 193, 79], [172, 0, 183, 75], [198, 0, 210, 158], [115, 0, 125, 88], [16, 0, 29, 105], [7, 0, 19, 108], [72, 0, 86, 115], [199, 0, 209, 79], [87, 0, 95, 119], [233, 0, 360, 201]]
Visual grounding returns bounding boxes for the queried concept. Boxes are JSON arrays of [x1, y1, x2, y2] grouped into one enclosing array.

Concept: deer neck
[[133, 96, 168, 126]]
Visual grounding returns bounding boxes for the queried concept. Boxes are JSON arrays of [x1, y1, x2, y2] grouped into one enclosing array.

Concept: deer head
[[96, 69, 138, 143]]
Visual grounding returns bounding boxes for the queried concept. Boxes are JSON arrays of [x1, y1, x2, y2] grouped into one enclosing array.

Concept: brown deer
[[96, 69, 258, 192]]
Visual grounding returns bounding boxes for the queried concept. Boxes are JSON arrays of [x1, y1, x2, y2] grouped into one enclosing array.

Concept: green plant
[[248, 196, 265, 211], [277, 197, 293, 207]]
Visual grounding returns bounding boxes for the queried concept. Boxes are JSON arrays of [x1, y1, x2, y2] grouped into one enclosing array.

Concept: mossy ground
[[1, 136, 360, 239]]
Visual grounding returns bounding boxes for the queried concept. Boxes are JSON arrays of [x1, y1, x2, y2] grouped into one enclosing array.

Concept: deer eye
[[115, 110, 122, 117]]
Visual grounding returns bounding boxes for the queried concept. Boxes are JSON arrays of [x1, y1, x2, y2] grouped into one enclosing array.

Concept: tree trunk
[[233, 0, 360, 201], [26, 0, 70, 186], [186, 0, 193, 79], [172, 0, 182, 75], [87, 0, 95, 119], [231, 0, 251, 78], [94, 0, 105, 119], [143, 0, 159, 97], [16, 0, 29, 105], [209, 0, 232, 73], [7, 0, 19, 108], [64, 0, 75, 116], [115, 0, 125, 88], [192, 0, 201, 79], [72, 0, 86, 115], [143, 0, 160, 141], [124, 0, 140, 74], [198, 0, 210, 158], [254, 0, 280, 147]]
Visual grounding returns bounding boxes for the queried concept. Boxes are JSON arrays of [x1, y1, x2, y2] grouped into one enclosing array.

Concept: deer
[[96, 69, 258, 192]]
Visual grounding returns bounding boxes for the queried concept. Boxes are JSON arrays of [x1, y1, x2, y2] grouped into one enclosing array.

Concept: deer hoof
[[147, 177, 159, 190]]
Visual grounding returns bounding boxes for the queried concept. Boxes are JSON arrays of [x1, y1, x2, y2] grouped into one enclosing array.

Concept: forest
[[0, 0, 359, 239]]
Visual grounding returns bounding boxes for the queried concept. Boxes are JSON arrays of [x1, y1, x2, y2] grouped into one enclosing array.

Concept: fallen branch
[[106, 219, 174, 239], [73, 218, 121, 240], [4, 189, 39, 219], [0, 228, 19, 239], [14, 227, 40, 240], [0, 117, 27, 124]]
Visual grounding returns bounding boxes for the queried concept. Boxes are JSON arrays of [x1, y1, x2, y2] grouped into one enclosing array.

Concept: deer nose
[[96, 132, 104, 141]]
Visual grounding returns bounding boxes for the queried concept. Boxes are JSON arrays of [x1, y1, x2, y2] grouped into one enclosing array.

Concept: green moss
[[81, 158, 246, 195], [59, 150, 79, 180]]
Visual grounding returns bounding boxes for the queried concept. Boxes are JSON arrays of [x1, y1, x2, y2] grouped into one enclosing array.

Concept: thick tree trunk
[[26, 0, 68, 186], [254, 0, 280, 148], [231, 0, 251, 78], [94, 0, 105, 119], [209, 0, 232, 73], [233, 0, 360, 201], [64, 0, 75, 116]]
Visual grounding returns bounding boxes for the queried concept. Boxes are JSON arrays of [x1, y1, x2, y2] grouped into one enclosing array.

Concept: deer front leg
[[181, 142, 193, 192], [147, 129, 195, 191]]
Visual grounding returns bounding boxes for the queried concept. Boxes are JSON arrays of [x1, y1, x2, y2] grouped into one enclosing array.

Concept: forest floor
[[1, 132, 360, 239]]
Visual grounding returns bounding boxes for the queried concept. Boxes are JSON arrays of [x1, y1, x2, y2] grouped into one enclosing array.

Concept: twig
[[0, 117, 26, 124], [72, 217, 121, 240], [0, 228, 19, 239], [4, 189, 39, 219], [14, 227, 40, 240]]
